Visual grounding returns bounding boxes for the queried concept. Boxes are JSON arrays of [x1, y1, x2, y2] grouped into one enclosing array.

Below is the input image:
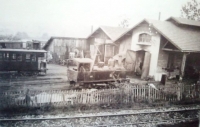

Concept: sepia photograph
[[0, 0, 200, 126]]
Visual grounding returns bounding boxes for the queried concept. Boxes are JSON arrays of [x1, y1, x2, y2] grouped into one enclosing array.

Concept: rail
[[0, 104, 199, 126]]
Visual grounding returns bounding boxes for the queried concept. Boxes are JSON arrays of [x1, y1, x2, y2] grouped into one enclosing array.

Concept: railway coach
[[0, 49, 47, 76]]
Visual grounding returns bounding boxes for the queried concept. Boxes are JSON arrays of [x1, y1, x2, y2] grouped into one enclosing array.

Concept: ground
[[0, 63, 180, 94], [0, 64, 198, 127], [0, 64, 70, 93]]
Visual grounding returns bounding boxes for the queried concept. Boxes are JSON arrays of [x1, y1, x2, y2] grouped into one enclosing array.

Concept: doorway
[[135, 50, 145, 76], [135, 50, 151, 79]]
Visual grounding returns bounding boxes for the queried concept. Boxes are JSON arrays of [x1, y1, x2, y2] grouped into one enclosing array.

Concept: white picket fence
[[0, 84, 180, 108]]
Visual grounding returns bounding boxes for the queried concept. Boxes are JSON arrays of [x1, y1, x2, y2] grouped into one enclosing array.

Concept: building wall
[[118, 23, 161, 79], [156, 37, 183, 80], [132, 23, 161, 77], [157, 41, 168, 73], [174, 53, 182, 68], [87, 29, 113, 63], [47, 38, 87, 62], [118, 35, 132, 54]]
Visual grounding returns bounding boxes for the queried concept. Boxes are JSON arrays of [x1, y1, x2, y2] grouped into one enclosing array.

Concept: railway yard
[[2, 0, 200, 126], [0, 63, 199, 127], [0, 64, 70, 92]]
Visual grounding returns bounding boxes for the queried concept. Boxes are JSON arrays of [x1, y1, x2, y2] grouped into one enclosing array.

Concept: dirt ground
[[0, 64, 70, 93], [0, 63, 182, 94]]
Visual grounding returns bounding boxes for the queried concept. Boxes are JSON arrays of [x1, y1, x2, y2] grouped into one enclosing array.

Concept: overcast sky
[[0, 0, 191, 39]]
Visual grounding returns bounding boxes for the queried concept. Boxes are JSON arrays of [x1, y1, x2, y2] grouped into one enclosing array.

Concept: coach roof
[[0, 49, 47, 53]]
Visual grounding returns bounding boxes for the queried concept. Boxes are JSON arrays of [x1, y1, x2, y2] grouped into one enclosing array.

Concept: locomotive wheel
[[69, 81, 76, 86]]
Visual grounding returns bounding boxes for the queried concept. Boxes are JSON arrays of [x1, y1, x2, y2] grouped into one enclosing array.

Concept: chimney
[[91, 26, 93, 33], [158, 12, 161, 20]]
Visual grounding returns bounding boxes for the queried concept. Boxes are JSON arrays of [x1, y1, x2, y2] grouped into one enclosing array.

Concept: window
[[12, 54, 16, 59], [26, 54, 30, 59], [11, 53, 16, 61], [26, 54, 31, 62], [4, 53, 9, 61], [0, 53, 2, 61], [31, 54, 36, 62], [17, 54, 22, 61], [138, 33, 151, 42]]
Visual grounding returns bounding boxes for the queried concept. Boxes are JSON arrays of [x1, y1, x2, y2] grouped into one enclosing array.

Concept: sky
[[0, 0, 191, 39]]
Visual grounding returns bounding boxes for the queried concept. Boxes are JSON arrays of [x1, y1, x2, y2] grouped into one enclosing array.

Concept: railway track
[[0, 104, 200, 127]]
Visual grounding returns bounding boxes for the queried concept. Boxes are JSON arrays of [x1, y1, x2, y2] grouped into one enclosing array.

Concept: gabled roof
[[87, 26, 129, 41], [167, 17, 200, 27], [114, 18, 200, 52], [43, 36, 86, 50]]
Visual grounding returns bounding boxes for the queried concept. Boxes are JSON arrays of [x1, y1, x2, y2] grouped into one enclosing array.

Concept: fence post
[[180, 83, 184, 100], [148, 85, 151, 101], [177, 83, 181, 101]]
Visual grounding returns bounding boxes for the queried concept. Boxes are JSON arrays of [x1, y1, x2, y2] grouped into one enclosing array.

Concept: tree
[[14, 32, 29, 39], [181, 0, 200, 21], [118, 19, 129, 28], [0, 34, 20, 41]]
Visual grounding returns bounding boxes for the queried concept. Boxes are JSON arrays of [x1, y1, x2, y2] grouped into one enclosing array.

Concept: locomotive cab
[[67, 58, 129, 87], [67, 58, 93, 83]]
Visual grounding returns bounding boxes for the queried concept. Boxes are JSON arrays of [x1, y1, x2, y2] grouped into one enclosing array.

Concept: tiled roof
[[87, 26, 128, 41], [167, 17, 200, 27], [147, 19, 200, 52], [115, 18, 200, 52]]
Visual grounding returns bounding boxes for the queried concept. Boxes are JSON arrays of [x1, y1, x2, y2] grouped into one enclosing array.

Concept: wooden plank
[[162, 48, 180, 52], [148, 85, 151, 100], [125, 50, 136, 71], [141, 51, 151, 79], [180, 53, 187, 78], [136, 85, 139, 101]]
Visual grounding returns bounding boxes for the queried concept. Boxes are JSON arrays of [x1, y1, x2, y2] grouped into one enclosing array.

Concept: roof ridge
[[100, 25, 129, 29], [166, 17, 200, 27]]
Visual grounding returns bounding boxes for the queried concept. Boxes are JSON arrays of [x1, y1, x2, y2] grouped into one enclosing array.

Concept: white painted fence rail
[[0, 84, 180, 108]]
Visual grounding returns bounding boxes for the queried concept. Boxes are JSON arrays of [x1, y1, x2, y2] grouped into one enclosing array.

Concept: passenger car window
[[26, 54, 30, 59], [11, 54, 16, 61], [0, 53, 2, 61], [31, 54, 36, 62], [17, 54, 22, 61], [4, 53, 9, 61], [26, 54, 31, 62]]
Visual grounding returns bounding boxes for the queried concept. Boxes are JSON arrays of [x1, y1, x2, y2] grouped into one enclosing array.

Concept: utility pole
[[158, 12, 161, 20], [91, 26, 93, 33]]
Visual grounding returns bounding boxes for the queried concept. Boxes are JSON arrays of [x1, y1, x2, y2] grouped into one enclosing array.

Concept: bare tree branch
[[181, 0, 200, 21], [118, 19, 129, 28]]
